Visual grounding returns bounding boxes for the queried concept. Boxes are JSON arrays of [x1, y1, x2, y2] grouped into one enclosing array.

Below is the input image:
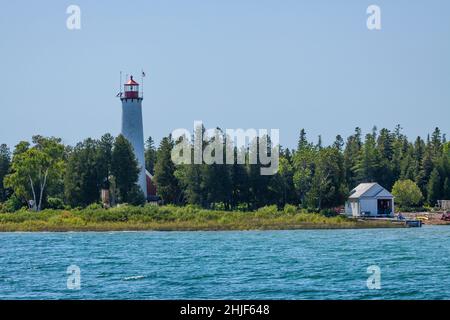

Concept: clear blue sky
[[0, 0, 449, 149]]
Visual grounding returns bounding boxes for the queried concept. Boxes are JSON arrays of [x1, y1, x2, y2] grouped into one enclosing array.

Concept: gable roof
[[348, 183, 393, 199]]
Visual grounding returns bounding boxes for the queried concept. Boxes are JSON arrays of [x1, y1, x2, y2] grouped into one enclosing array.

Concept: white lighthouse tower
[[120, 75, 147, 197]]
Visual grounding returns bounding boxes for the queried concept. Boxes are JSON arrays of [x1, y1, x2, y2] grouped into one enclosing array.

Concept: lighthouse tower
[[120, 75, 147, 197]]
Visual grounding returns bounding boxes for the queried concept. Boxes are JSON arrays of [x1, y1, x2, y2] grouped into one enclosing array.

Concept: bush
[[0, 195, 24, 213], [392, 179, 423, 208], [320, 208, 338, 217], [236, 203, 249, 211], [256, 205, 279, 217], [127, 185, 146, 206], [46, 197, 65, 210], [283, 204, 297, 214], [86, 203, 103, 210]]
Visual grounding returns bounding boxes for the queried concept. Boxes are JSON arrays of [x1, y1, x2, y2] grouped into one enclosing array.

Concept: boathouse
[[345, 183, 394, 218]]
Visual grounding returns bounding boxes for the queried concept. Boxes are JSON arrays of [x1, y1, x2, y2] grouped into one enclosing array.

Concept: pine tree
[[443, 177, 450, 200], [293, 133, 315, 207], [431, 127, 442, 158], [64, 138, 102, 207], [145, 136, 157, 175], [0, 144, 11, 202], [297, 129, 308, 151], [343, 128, 362, 188], [427, 168, 441, 206], [333, 135, 344, 152], [97, 133, 114, 189], [111, 135, 142, 204], [354, 133, 380, 183], [154, 137, 180, 204]]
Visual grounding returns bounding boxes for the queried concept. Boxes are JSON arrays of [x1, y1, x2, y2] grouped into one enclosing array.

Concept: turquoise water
[[1, 226, 450, 299]]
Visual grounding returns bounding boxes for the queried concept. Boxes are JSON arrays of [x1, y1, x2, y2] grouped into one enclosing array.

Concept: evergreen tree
[[333, 135, 344, 152], [443, 177, 450, 200], [343, 128, 362, 188], [64, 138, 101, 207], [0, 144, 11, 202], [431, 127, 442, 158], [427, 168, 441, 206], [354, 133, 380, 183], [229, 147, 249, 209], [154, 136, 180, 204], [293, 133, 314, 207], [306, 147, 345, 210], [270, 153, 296, 208], [97, 133, 114, 189], [145, 136, 157, 175], [297, 129, 308, 151], [111, 135, 142, 204]]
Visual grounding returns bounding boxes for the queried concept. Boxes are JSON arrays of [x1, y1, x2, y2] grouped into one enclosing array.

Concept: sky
[[0, 0, 449, 149]]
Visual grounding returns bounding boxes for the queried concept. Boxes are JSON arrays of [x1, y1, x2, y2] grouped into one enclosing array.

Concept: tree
[[64, 138, 101, 207], [391, 179, 423, 208], [4, 137, 65, 211], [443, 177, 450, 201], [154, 136, 180, 204], [354, 133, 380, 183], [297, 129, 308, 151], [97, 133, 114, 189], [306, 147, 345, 210], [427, 168, 441, 206], [145, 136, 157, 175], [229, 148, 249, 209], [201, 130, 232, 209], [0, 144, 11, 202], [111, 135, 142, 204], [293, 130, 315, 207], [270, 153, 296, 207], [333, 135, 344, 152], [343, 128, 362, 189]]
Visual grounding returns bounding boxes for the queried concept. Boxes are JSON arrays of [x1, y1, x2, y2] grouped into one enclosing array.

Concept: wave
[[123, 275, 146, 281]]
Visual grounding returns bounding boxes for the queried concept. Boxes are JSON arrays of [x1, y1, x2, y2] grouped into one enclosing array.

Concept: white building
[[345, 183, 394, 217]]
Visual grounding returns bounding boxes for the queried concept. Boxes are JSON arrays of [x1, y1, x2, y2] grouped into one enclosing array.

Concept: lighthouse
[[120, 75, 147, 197]]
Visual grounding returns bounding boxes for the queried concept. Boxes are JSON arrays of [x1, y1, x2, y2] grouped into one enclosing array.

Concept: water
[[1, 226, 450, 300]]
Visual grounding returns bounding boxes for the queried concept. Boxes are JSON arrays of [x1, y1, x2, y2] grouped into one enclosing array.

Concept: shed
[[345, 183, 394, 217]]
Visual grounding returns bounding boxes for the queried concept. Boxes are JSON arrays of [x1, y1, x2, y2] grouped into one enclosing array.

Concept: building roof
[[348, 182, 393, 199], [125, 76, 139, 86]]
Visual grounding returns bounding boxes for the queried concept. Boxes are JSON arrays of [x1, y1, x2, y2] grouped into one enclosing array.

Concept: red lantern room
[[124, 75, 140, 99]]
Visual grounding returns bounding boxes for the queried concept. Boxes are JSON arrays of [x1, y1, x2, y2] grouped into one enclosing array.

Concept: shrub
[[256, 205, 279, 217], [0, 195, 24, 213], [47, 197, 65, 210], [283, 204, 297, 214], [319, 208, 338, 217], [392, 179, 423, 208], [86, 203, 103, 210]]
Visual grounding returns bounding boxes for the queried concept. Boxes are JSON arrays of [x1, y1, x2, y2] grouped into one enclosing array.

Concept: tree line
[[0, 125, 449, 212]]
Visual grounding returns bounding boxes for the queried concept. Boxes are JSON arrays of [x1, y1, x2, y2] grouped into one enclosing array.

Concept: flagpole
[[141, 69, 144, 98]]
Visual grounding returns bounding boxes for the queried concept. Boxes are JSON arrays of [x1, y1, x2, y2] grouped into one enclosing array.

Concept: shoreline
[[2, 205, 440, 232], [0, 219, 407, 232]]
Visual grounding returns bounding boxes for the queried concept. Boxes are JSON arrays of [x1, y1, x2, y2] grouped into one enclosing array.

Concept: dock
[[405, 220, 422, 228]]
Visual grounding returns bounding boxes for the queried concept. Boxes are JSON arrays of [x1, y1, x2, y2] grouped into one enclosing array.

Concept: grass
[[0, 205, 405, 232]]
